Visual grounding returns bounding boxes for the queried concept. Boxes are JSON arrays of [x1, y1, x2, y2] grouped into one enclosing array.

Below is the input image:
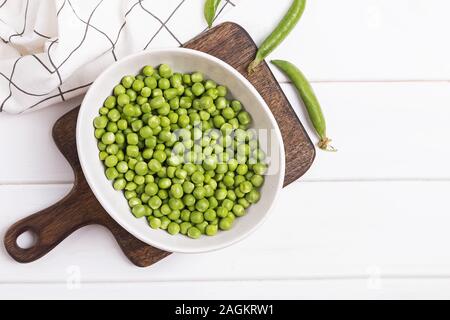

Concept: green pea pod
[[248, 0, 306, 73], [204, 0, 222, 28], [271, 60, 335, 151]]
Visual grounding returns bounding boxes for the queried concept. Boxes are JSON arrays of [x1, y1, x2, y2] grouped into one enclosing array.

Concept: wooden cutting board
[[3, 22, 315, 267]]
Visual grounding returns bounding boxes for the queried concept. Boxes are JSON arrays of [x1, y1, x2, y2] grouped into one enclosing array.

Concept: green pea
[[231, 100, 243, 113], [167, 222, 180, 235], [142, 65, 154, 76], [149, 217, 162, 229], [170, 183, 184, 199], [217, 85, 227, 97], [113, 178, 126, 191], [144, 76, 157, 89], [106, 144, 119, 155], [106, 122, 118, 133], [251, 175, 264, 188], [239, 181, 253, 194], [105, 167, 119, 180], [158, 189, 169, 200], [232, 204, 246, 217], [206, 187, 216, 199], [190, 211, 204, 224], [271, 59, 335, 151], [148, 196, 162, 209], [121, 75, 134, 88], [131, 119, 143, 132], [183, 181, 195, 194], [169, 198, 184, 210], [158, 178, 172, 189], [238, 197, 250, 209], [94, 129, 105, 140], [135, 161, 148, 176], [148, 159, 162, 172], [181, 194, 195, 207], [180, 209, 191, 222], [131, 204, 146, 218], [128, 158, 138, 171], [158, 78, 171, 90], [132, 79, 144, 92], [191, 171, 205, 184], [163, 88, 177, 100], [252, 163, 268, 175], [213, 115, 225, 128], [206, 224, 218, 236], [126, 133, 139, 145], [161, 204, 171, 216], [195, 198, 209, 212], [168, 209, 181, 221], [101, 132, 115, 145], [99, 151, 108, 161], [126, 145, 139, 158], [105, 155, 118, 168], [196, 221, 208, 234], [114, 84, 126, 96], [180, 96, 192, 109], [204, 209, 216, 222], [182, 74, 192, 85], [220, 107, 234, 120], [117, 94, 130, 106], [191, 72, 203, 83], [180, 222, 192, 235], [193, 186, 206, 200], [104, 96, 116, 109], [115, 132, 125, 144], [246, 189, 261, 204], [125, 181, 137, 191], [235, 187, 245, 199], [187, 226, 201, 239], [237, 111, 252, 125], [150, 96, 165, 109], [219, 217, 234, 230], [145, 182, 159, 196], [192, 83, 205, 96], [152, 88, 163, 98], [217, 206, 229, 218], [159, 64, 173, 78]]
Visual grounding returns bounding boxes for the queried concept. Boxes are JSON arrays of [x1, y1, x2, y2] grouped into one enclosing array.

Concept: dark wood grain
[[3, 22, 314, 267]]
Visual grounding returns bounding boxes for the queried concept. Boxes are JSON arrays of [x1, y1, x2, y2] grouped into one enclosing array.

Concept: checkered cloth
[[0, 0, 238, 113]]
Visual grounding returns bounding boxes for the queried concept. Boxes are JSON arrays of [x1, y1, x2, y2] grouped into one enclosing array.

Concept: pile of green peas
[[93, 64, 267, 239]]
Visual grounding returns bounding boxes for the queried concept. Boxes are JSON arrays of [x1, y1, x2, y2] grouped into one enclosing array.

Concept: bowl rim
[[76, 48, 285, 253]]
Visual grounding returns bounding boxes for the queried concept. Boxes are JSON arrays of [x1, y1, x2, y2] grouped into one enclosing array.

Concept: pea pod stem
[[204, 0, 222, 28], [271, 60, 336, 152], [248, 0, 306, 74]]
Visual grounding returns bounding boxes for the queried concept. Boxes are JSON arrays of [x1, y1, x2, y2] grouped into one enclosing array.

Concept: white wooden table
[[1, 0, 450, 299]]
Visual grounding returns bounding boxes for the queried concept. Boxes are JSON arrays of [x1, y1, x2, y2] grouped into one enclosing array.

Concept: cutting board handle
[[4, 182, 171, 267], [4, 189, 93, 263]]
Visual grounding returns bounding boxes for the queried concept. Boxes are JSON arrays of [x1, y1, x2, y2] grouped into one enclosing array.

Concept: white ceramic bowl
[[77, 48, 285, 253]]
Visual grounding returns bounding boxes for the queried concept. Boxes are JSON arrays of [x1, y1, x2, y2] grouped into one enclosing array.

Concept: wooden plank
[[2, 181, 450, 282], [2, 278, 450, 299], [2, 82, 450, 183], [287, 82, 450, 180], [0, 98, 80, 184], [234, 0, 450, 81]]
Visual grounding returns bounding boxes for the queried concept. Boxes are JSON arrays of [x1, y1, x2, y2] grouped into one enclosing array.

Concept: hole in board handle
[[16, 230, 38, 249]]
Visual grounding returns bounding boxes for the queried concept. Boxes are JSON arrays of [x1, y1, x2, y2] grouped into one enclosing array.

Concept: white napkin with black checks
[[0, 0, 237, 113]]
